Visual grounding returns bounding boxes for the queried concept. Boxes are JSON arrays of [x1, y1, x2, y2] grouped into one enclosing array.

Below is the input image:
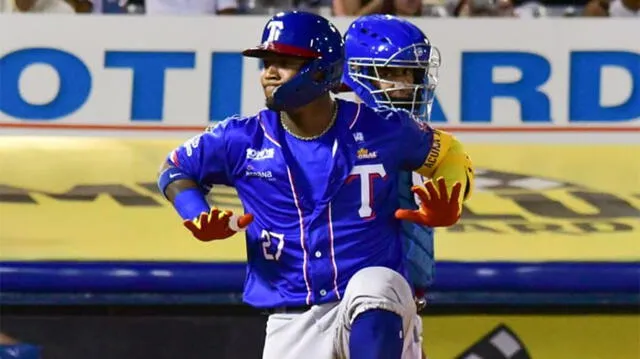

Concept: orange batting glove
[[395, 177, 462, 227], [183, 208, 253, 242]]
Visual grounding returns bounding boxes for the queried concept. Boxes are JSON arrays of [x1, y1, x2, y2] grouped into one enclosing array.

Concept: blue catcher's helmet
[[243, 11, 344, 111], [343, 15, 441, 121]]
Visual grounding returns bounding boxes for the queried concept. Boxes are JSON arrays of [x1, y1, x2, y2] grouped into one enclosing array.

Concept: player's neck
[[282, 95, 337, 139]]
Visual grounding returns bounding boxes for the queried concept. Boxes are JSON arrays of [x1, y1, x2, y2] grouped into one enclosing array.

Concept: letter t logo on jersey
[[348, 164, 387, 219], [265, 21, 284, 44]]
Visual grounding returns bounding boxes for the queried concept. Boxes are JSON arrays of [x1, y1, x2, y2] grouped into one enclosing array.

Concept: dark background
[[2, 304, 637, 359]]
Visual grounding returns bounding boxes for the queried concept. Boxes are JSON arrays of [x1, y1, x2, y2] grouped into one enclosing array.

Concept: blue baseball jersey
[[167, 99, 435, 309]]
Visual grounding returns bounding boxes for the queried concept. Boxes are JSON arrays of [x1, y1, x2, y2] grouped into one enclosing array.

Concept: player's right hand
[[183, 208, 253, 242]]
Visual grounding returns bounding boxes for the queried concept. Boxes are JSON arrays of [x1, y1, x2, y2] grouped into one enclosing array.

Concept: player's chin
[[265, 96, 275, 109]]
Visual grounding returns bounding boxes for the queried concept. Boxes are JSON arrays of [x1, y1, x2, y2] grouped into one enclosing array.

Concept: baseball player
[[157, 11, 473, 359], [341, 15, 455, 358]]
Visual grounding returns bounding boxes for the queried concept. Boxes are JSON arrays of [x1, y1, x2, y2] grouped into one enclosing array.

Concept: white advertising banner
[[0, 16, 639, 132]]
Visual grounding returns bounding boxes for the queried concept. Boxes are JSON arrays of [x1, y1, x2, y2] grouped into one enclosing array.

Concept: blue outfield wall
[[1, 261, 638, 306]]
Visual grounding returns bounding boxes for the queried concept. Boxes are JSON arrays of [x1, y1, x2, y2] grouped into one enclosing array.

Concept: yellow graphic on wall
[[0, 137, 638, 262]]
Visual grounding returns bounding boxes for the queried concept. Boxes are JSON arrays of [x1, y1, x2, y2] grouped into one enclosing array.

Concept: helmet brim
[[242, 42, 321, 59]]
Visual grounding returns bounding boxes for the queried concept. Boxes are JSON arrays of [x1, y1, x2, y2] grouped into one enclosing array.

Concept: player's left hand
[[395, 177, 462, 227], [183, 208, 253, 242]]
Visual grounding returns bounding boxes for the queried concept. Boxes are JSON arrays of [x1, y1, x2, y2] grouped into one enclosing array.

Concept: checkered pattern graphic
[[473, 169, 578, 192], [456, 324, 531, 359]]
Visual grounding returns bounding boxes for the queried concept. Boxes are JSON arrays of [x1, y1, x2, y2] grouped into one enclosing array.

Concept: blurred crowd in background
[[0, 0, 638, 18]]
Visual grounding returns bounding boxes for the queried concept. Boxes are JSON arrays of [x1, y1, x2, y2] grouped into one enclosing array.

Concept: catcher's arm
[[415, 129, 474, 206], [396, 129, 474, 227]]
